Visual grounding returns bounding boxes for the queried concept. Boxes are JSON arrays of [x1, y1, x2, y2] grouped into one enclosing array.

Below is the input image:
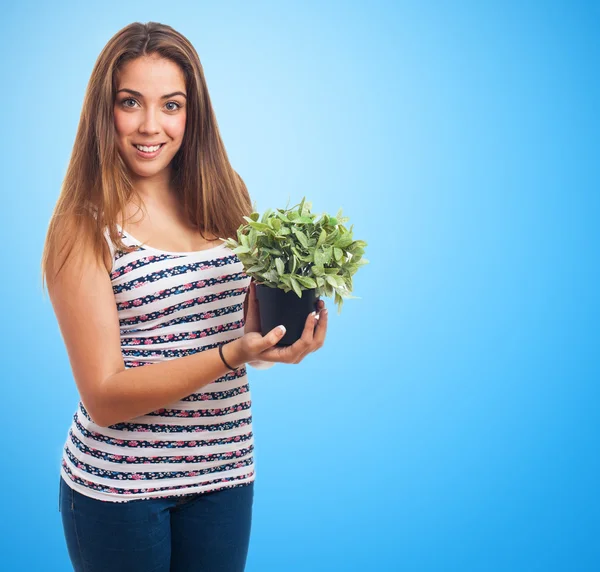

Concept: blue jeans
[[59, 476, 254, 572]]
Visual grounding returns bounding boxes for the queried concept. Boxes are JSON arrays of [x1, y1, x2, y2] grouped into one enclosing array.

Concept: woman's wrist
[[220, 338, 247, 370]]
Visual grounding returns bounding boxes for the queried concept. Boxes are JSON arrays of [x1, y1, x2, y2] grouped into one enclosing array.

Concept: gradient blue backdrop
[[1, 1, 598, 570]]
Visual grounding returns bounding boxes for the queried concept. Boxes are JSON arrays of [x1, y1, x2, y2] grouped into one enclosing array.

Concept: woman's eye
[[118, 99, 181, 111]]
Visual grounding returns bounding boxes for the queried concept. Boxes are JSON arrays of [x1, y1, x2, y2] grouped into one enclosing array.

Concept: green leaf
[[335, 291, 344, 314], [249, 221, 271, 232], [222, 238, 238, 249], [248, 229, 257, 249], [317, 228, 327, 247], [275, 257, 285, 275], [293, 229, 309, 248], [314, 249, 327, 267], [336, 233, 354, 248], [325, 275, 339, 288], [264, 269, 279, 282], [295, 275, 317, 289], [327, 228, 340, 243], [334, 247, 343, 261], [263, 247, 282, 256], [290, 276, 303, 298]]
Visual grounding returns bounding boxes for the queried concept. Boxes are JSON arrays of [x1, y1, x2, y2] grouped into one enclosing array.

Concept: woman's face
[[113, 55, 187, 182]]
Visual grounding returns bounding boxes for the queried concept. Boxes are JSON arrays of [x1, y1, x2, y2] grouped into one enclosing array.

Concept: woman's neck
[[130, 168, 177, 208]]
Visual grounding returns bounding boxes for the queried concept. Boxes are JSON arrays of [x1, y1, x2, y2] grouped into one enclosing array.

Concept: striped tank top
[[59, 222, 255, 502]]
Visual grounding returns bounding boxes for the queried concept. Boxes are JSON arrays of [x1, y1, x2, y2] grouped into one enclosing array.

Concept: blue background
[[1, 1, 598, 570]]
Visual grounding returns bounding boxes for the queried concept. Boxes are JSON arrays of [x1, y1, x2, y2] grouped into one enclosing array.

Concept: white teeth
[[135, 144, 162, 152]]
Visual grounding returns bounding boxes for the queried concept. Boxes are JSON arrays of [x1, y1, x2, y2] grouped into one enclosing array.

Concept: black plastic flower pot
[[254, 283, 320, 347]]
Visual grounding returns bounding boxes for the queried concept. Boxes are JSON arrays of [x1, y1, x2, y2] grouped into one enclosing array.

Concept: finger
[[259, 324, 287, 351], [301, 310, 319, 343], [312, 307, 328, 348], [314, 301, 325, 323], [298, 306, 327, 360], [289, 311, 320, 363]]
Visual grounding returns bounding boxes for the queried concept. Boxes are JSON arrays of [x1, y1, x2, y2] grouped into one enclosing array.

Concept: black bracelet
[[218, 343, 237, 371]]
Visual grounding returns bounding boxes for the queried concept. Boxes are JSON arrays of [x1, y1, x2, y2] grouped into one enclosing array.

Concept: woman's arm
[[46, 231, 283, 428]]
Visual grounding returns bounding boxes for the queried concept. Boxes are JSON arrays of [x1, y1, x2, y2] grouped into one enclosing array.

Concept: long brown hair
[[40, 21, 251, 294]]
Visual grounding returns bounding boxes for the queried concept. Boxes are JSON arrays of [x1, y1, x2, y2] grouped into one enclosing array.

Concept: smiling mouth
[[133, 143, 165, 152]]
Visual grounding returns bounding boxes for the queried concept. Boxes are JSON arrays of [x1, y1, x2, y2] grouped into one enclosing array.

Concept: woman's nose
[[139, 108, 160, 134]]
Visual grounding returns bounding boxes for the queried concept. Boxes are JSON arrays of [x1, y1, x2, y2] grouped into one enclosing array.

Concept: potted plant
[[220, 197, 368, 346]]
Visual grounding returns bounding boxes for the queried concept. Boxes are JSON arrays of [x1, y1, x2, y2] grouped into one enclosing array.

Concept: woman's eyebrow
[[116, 88, 187, 98]]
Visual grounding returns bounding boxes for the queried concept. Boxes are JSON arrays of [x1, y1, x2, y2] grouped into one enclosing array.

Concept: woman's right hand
[[225, 303, 328, 367]]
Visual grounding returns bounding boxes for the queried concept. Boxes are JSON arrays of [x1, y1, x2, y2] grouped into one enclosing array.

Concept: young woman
[[41, 21, 327, 572]]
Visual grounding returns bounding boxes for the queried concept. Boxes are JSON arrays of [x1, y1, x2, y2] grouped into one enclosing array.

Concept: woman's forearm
[[91, 339, 246, 427]]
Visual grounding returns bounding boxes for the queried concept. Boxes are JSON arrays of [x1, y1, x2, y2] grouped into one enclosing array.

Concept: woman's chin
[[128, 163, 172, 180]]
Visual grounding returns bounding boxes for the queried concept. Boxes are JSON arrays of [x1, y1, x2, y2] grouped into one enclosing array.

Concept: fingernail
[[323, 309, 328, 315], [311, 311, 316, 317], [277, 325, 286, 334]]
